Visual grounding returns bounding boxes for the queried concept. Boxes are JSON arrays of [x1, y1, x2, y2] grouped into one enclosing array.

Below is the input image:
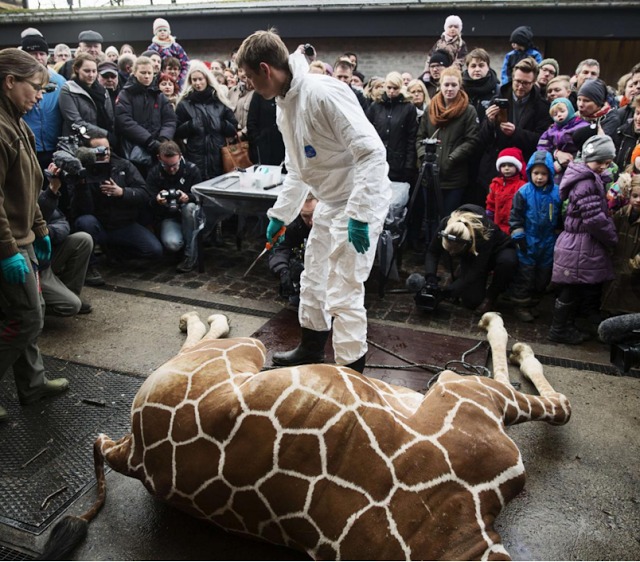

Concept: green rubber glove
[[266, 218, 285, 247], [348, 218, 370, 254], [34, 235, 51, 262], [1, 253, 30, 284]]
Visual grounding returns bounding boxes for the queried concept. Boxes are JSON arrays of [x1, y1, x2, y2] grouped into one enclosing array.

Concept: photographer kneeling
[[424, 204, 518, 315], [72, 131, 162, 285], [146, 141, 202, 273]]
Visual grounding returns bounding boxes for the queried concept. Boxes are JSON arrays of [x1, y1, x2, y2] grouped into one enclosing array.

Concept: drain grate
[[537, 353, 640, 378], [96, 284, 275, 318], [0, 545, 35, 561], [0, 356, 143, 535]]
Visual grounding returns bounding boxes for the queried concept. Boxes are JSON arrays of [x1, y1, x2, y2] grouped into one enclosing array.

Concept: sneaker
[[20, 378, 69, 405], [0, 404, 7, 422], [176, 256, 197, 273], [84, 266, 105, 287], [514, 307, 535, 323], [78, 301, 93, 314]]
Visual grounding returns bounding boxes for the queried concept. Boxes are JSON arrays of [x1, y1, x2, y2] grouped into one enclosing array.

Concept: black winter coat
[[37, 188, 70, 271], [145, 160, 203, 220], [247, 93, 285, 166], [614, 119, 640, 172], [70, 155, 150, 231], [425, 204, 515, 297], [115, 76, 177, 148], [462, 68, 500, 124], [175, 89, 238, 180], [477, 83, 551, 192], [367, 94, 418, 183]]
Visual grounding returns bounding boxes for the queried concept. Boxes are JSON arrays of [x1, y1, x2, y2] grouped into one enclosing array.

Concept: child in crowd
[[147, 18, 190, 87], [509, 151, 562, 322], [537, 98, 589, 184], [607, 144, 640, 213], [486, 147, 527, 234], [501, 26, 542, 85], [601, 175, 640, 314], [549, 135, 618, 344], [427, 15, 468, 71]]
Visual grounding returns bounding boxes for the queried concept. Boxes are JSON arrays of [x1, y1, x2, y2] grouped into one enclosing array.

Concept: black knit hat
[[510, 26, 534, 49], [578, 78, 607, 107], [430, 49, 452, 68], [21, 34, 49, 53]]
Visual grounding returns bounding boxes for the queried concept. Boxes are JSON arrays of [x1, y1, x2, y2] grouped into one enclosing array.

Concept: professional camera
[[421, 138, 439, 156], [160, 188, 180, 212], [47, 124, 111, 185]]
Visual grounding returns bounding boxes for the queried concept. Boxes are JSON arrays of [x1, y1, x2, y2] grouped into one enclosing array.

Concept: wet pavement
[[0, 221, 639, 561]]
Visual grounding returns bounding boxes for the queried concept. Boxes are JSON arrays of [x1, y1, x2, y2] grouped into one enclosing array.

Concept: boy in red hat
[[486, 147, 527, 234]]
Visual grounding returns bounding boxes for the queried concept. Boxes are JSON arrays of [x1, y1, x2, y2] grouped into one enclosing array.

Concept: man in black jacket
[[72, 132, 162, 285], [39, 164, 93, 316], [477, 57, 551, 193], [145, 142, 203, 273], [333, 59, 369, 113], [268, 195, 317, 305]]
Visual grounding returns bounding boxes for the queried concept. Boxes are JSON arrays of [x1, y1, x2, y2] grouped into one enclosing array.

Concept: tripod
[[379, 143, 445, 298]]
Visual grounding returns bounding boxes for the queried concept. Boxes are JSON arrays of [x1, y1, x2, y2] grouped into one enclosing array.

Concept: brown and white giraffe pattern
[[97, 312, 571, 561]]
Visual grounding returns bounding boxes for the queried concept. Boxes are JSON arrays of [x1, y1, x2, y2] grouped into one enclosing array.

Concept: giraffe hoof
[[478, 311, 502, 331], [207, 314, 230, 337], [179, 311, 201, 333], [509, 342, 532, 366]]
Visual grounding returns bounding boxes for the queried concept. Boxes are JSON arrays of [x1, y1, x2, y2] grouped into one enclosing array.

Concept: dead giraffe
[[41, 311, 571, 561]]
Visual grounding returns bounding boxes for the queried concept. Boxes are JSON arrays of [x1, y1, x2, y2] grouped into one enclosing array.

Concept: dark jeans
[[75, 214, 163, 266], [459, 247, 519, 309]]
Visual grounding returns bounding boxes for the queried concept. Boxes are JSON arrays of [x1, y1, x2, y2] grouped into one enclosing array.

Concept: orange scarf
[[429, 90, 469, 129]]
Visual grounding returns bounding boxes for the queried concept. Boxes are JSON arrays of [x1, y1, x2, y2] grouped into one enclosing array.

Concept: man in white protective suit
[[237, 30, 391, 373]]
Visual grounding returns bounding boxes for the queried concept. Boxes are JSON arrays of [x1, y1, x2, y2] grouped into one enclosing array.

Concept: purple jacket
[[147, 41, 190, 86], [552, 162, 618, 285], [537, 117, 589, 156]]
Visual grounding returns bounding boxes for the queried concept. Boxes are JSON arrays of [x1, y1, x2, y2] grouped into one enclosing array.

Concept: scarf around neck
[[188, 85, 215, 104], [429, 90, 469, 128], [462, 69, 498, 100], [152, 35, 176, 49], [74, 79, 113, 131]]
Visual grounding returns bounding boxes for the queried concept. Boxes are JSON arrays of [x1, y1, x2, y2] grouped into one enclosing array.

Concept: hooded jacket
[[601, 205, 640, 313], [536, 116, 589, 159], [477, 82, 552, 192], [0, 92, 49, 259], [268, 50, 391, 226], [115, 76, 177, 148], [59, 79, 115, 138], [552, 161, 618, 285], [175, 88, 238, 180], [23, 68, 66, 153], [509, 151, 562, 266], [366, 92, 418, 183]]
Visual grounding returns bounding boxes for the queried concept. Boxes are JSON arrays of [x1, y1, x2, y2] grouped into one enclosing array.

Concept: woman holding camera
[[58, 53, 116, 144], [424, 204, 517, 315], [0, 48, 69, 420], [175, 61, 238, 180]]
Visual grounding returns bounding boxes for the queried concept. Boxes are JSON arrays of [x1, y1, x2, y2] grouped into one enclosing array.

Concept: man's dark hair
[[118, 54, 134, 73], [343, 51, 357, 63], [82, 130, 108, 146], [334, 59, 353, 73], [158, 140, 181, 158], [630, 62, 640, 77], [161, 56, 180, 70]]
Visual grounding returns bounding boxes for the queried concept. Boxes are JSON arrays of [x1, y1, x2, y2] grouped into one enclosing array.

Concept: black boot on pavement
[[84, 266, 105, 287], [272, 328, 330, 367], [547, 300, 585, 345]]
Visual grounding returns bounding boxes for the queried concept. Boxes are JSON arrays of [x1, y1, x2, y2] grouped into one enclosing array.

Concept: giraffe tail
[[37, 436, 110, 560]]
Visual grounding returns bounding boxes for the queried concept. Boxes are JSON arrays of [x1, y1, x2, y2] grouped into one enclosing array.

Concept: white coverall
[[268, 52, 391, 364]]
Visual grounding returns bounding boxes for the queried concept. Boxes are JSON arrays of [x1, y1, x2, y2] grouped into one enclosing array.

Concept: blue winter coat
[[501, 49, 543, 85], [509, 150, 561, 266], [23, 69, 66, 153]]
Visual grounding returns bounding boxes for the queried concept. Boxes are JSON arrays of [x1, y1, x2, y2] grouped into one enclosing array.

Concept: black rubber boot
[[343, 355, 366, 374], [547, 300, 585, 345], [272, 328, 330, 367]]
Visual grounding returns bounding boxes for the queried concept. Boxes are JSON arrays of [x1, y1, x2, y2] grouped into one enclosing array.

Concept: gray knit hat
[[539, 58, 559, 76], [578, 78, 607, 107], [582, 135, 616, 163]]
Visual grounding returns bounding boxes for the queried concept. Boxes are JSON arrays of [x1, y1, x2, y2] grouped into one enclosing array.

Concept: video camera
[[599, 315, 640, 373], [420, 137, 439, 156], [405, 273, 451, 313], [46, 124, 111, 185]]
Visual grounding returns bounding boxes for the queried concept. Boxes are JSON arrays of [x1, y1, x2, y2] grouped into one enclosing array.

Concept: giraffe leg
[[203, 314, 230, 341], [179, 312, 207, 352], [509, 342, 556, 397], [478, 312, 511, 386]]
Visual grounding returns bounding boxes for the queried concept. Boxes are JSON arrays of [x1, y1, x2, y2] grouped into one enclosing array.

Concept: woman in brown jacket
[[0, 48, 69, 421]]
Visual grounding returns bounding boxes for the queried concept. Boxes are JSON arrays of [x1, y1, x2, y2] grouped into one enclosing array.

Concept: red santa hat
[[495, 147, 526, 173]]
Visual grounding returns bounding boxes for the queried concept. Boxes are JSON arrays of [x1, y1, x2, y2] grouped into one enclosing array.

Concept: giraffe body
[[92, 312, 571, 561]]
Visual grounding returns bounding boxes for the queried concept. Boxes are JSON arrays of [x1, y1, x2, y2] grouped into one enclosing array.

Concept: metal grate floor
[[0, 544, 35, 561], [0, 356, 143, 535]]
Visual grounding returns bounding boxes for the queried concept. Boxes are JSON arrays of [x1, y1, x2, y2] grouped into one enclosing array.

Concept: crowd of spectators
[[4, 16, 640, 348]]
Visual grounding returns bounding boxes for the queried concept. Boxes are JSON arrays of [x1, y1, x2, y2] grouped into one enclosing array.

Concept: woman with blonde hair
[[364, 76, 384, 103], [309, 61, 326, 75], [175, 60, 238, 180], [424, 204, 518, 315], [366, 71, 418, 183], [406, 78, 430, 119]]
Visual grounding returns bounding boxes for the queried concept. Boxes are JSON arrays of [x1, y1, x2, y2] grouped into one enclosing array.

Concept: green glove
[[266, 218, 285, 247], [34, 235, 51, 261], [1, 253, 30, 284], [348, 218, 370, 254]]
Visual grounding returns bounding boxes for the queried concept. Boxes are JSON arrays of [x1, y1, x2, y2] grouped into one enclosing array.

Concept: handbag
[[121, 139, 153, 167], [221, 138, 252, 173]]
